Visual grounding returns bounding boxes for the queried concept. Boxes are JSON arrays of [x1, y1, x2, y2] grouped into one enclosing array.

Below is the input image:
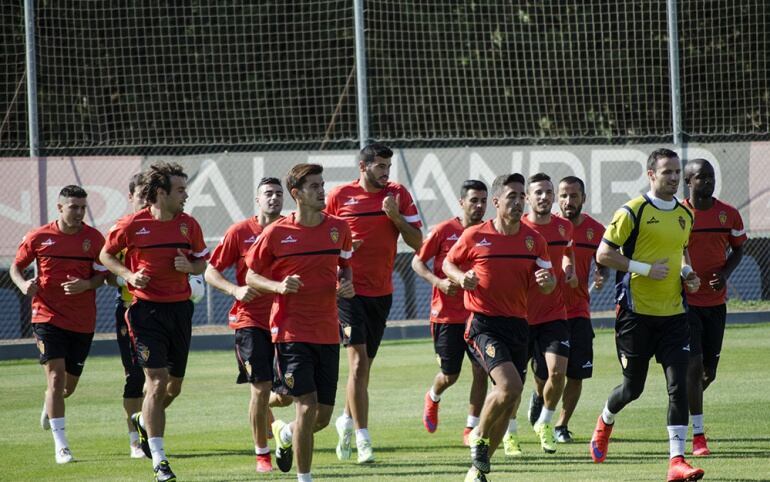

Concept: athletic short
[[565, 317, 595, 380], [126, 299, 193, 379], [339, 294, 392, 359], [431, 322, 476, 375], [115, 303, 145, 398], [32, 323, 94, 377], [235, 327, 274, 384], [529, 319, 571, 381], [466, 313, 529, 385], [273, 342, 340, 406], [688, 304, 727, 372], [615, 306, 690, 375]]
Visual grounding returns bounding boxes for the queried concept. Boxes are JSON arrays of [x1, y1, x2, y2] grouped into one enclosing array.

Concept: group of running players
[[12, 145, 745, 482]]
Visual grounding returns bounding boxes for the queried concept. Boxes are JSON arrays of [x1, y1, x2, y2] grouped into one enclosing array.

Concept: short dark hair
[[360, 142, 393, 165], [460, 179, 487, 198], [141, 162, 187, 204], [285, 164, 323, 199], [527, 172, 552, 185], [128, 173, 144, 195], [492, 173, 525, 197], [683, 158, 712, 183], [647, 148, 679, 171], [559, 175, 585, 194], [59, 185, 87, 199], [258, 177, 282, 188]]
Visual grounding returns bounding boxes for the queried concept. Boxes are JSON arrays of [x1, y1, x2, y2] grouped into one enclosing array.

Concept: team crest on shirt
[[485, 344, 496, 358], [678, 216, 686, 230], [558, 224, 566, 238], [586, 228, 594, 241], [82, 239, 91, 252], [36, 338, 45, 354], [719, 211, 727, 225], [620, 353, 628, 369], [330, 227, 339, 243], [284, 372, 295, 389], [180, 223, 189, 237], [525, 236, 535, 252], [136, 342, 150, 362]]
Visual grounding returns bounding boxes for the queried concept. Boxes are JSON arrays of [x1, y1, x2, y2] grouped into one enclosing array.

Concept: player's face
[[57, 196, 87, 228], [129, 185, 147, 212], [494, 182, 526, 222], [256, 183, 284, 217], [558, 182, 585, 221], [688, 162, 715, 199], [294, 173, 326, 211], [460, 189, 488, 224], [361, 156, 391, 189], [163, 175, 189, 214], [527, 180, 554, 216], [648, 156, 681, 199]]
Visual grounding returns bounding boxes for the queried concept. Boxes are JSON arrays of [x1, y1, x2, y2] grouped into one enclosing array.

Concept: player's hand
[[129, 267, 150, 288], [337, 278, 355, 299], [277, 275, 303, 295], [564, 265, 578, 288], [61, 275, 90, 295], [648, 258, 669, 280], [684, 271, 701, 293], [459, 269, 479, 290], [437, 278, 459, 296], [382, 193, 400, 221], [21, 277, 39, 297], [592, 269, 607, 290], [535, 268, 556, 291], [233, 284, 259, 302], [174, 249, 194, 273], [352, 239, 364, 251], [709, 272, 725, 291]]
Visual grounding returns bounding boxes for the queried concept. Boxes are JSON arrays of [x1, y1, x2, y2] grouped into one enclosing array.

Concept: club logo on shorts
[[719, 211, 727, 225], [558, 224, 566, 238], [343, 326, 352, 339], [136, 342, 150, 362], [485, 344, 496, 358], [620, 353, 628, 369], [36, 338, 45, 354], [330, 227, 339, 243], [285, 372, 294, 389], [120, 326, 127, 337], [435, 354, 442, 367], [244, 360, 252, 376], [82, 239, 91, 252], [678, 216, 686, 230], [180, 223, 189, 237], [525, 236, 535, 252], [586, 228, 594, 241]]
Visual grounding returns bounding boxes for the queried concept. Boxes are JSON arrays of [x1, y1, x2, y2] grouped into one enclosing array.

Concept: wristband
[[116, 276, 127, 287], [681, 265, 693, 278], [627, 260, 652, 277]]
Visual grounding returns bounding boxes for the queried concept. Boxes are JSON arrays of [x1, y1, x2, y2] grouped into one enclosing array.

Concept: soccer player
[[502, 172, 576, 456], [205, 177, 284, 473], [553, 175, 609, 442], [683, 158, 746, 456], [11, 185, 107, 464], [590, 148, 705, 482], [100, 162, 209, 482], [245, 163, 354, 482], [326, 143, 423, 463], [411, 180, 489, 443], [443, 173, 555, 482]]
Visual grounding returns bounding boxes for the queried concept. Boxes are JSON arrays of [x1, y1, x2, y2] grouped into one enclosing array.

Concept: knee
[[548, 369, 567, 385], [622, 378, 645, 402], [270, 392, 293, 408], [48, 372, 66, 394], [251, 383, 271, 402], [703, 367, 716, 388], [441, 372, 460, 386], [314, 409, 332, 430]]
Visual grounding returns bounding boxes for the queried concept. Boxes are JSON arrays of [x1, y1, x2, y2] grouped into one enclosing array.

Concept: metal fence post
[[353, 0, 369, 148], [666, 0, 682, 147]]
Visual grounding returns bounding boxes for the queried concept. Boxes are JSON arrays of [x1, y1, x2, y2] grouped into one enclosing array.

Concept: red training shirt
[[245, 213, 353, 344], [104, 208, 209, 303], [683, 198, 747, 307], [561, 214, 605, 319], [15, 221, 107, 333], [326, 180, 422, 297]]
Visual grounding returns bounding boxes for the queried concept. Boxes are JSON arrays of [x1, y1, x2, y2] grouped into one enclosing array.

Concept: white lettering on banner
[[590, 149, 648, 214], [512, 151, 524, 174], [0, 191, 31, 224], [187, 159, 245, 223], [412, 154, 460, 216], [529, 151, 587, 183], [469, 152, 500, 188], [47, 185, 126, 226]]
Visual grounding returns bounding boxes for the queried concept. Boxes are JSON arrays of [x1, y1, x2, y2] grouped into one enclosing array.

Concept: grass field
[[2, 324, 770, 481]]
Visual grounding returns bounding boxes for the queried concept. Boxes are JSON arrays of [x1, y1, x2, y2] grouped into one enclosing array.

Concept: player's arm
[[99, 249, 150, 288], [442, 259, 478, 290], [711, 244, 744, 291], [205, 264, 259, 302], [680, 248, 700, 293], [596, 242, 668, 281], [593, 260, 610, 290], [246, 268, 302, 295], [562, 246, 578, 288], [382, 193, 423, 251], [174, 249, 206, 275], [60, 270, 108, 295], [10, 262, 38, 297], [337, 265, 354, 298], [412, 255, 458, 296]]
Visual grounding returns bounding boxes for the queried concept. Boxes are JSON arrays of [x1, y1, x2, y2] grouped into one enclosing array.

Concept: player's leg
[[532, 321, 569, 453], [293, 391, 319, 478], [556, 317, 594, 442], [464, 356, 488, 445], [424, 323, 463, 433], [44, 358, 73, 462], [115, 303, 145, 457], [686, 306, 708, 456], [336, 295, 367, 460]]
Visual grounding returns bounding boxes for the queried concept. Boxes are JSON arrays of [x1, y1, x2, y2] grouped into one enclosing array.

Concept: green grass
[[2, 325, 770, 481], [727, 298, 770, 312]]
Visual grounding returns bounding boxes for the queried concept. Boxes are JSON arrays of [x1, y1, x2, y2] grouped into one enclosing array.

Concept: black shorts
[[126, 299, 193, 379], [339, 294, 392, 359], [466, 313, 529, 385], [32, 323, 94, 377], [529, 319, 571, 381], [235, 327, 274, 384], [273, 342, 340, 406], [565, 317, 595, 380], [431, 322, 476, 375], [688, 304, 727, 371], [115, 303, 145, 398], [615, 306, 690, 375]]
